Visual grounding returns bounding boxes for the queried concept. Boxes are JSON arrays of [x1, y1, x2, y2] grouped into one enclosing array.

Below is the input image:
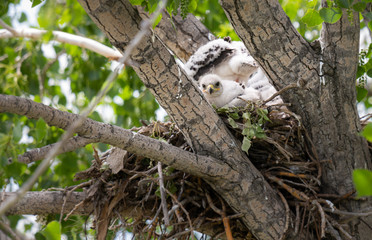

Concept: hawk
[[185, 38, 282, 105], [198, 74, 260, 108]]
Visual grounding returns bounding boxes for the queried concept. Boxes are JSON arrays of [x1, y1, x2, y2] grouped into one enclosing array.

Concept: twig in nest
[[144, 205, 162, 233], [206, 213, 244, 222], [323, 207, 372, 217], [326, 215, 353, 240], [265, 173, 310, 201], [205, 193, 234, 240], [277, 191, 289, 240], [60, 180, 92, 222], [325, 218, 342, 240], [332, 190, 356, 204], [262, 83, 298, 105], [220, 198, 234, 240], [312, 200, 325, 238], [157, 162, 170, 226], [295, 203, 300, 235], [264, 137, 293, 161], [164, 188, 194, 240]]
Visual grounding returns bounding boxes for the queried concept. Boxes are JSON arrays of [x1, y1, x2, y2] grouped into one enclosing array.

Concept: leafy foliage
[[353, 169, 372, 197], [217, 104, 268, 153], [1, 0, 372, 238], [0, 0, 158, 237]]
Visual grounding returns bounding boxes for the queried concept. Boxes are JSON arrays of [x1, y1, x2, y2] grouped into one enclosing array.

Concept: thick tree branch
[[0, 94, 234, 181], [3, 191, 92, 215], [77, 0, 287, 238], [2, 191, 237, 239]]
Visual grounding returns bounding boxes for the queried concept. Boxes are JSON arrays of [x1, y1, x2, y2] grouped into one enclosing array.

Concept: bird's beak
[[206, 84, 219, 94], [208, 85, 214, 94]]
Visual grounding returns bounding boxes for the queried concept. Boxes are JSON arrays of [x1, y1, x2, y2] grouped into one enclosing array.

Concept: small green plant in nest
[[216, 102, 270, 153]]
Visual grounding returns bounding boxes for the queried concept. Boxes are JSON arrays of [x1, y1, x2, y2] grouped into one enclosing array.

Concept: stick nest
[[67, 104, 369, 239]]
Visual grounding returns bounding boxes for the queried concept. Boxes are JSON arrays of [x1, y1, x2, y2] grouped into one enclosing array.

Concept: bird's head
[[199, 74, 223, 97]]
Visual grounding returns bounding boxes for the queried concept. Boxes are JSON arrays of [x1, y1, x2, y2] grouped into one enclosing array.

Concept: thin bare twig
[[157, 162, 170, 226], [164, 188, 194, 239], [0, 216, 25, 240], [323, 207, 372, 217], [278, 191, 289, 240], [312, 200, 325, 238], [327, 216, 353, 240], [262, 83, 298, 105], [0, 19, 17, 36], [60, 181, 92, 223], [17, 136, 96, 164]]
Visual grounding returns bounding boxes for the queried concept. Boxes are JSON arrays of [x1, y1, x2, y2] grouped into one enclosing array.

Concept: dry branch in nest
[[63, 104, 369, 240]]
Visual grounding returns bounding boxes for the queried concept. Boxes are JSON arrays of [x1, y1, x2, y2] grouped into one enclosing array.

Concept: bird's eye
[[202, 84, 206, 89], [215, 82, 220, 87]]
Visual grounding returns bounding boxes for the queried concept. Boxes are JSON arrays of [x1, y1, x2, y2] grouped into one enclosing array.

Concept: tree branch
[[17, 136, 96, 164], [0, 94, 234, 180], [3, 191, 92, 215], [2, 191, 239, 239], [0, 28, 122, 60]]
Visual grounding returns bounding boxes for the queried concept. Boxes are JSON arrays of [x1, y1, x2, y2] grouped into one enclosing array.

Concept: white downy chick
[[185, 38, 283, 106], [198, 74, 260, 108], [184, 39, 259, 83]]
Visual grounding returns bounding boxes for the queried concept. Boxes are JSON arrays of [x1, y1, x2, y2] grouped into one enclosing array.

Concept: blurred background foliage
[[0, 0, 371, 238]]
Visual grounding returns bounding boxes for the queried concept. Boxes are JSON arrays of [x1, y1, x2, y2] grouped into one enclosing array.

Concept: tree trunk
[[220, 0, 372, 238], [77, 0, 288, 239]]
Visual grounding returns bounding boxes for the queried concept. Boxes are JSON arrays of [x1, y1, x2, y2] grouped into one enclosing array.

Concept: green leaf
[[35, 118, 47, 142], [369, 21, 372, 35], [356, 86, 368, 102], [242, 112, 250, 120], [241, 137, 251, 153], [335, 0, 353, 8], [365, 12, 372, 21], [228, 117, 238, 128], [302, 9, 323, 27], [366, 68, 372, 78], [352, 2, 366, 12], [41, 31, 54, 43], [319, 7, 343, 23], [229, 112, 240, 120], [188, 0, 197, 12], [152, 13, 162, 29], [13, 121, 22, 142], [32, 0, 43, 8], [41, 221, 61, 240], [357, 65, 365, 78], [353, 169, 372, 197], [361, 123, 372, 142], [129, 0, 144, 5]]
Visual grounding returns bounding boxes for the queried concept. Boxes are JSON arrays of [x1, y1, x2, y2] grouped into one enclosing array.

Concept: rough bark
[[320, 4, 372, 239], [77, 1, 287, 239], [0, 94, 232, 181], [220, 0, 372, 238], [2, 191, 238, 239], [3, 192, 92, 215], [149, 11, 214, 62]]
